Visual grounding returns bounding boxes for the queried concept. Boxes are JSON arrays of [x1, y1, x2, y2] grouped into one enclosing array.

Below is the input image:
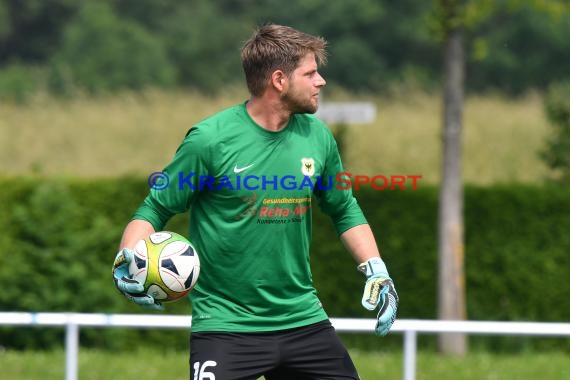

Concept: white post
[[65, 321, 79, 380], [403, 330, 417, 380]]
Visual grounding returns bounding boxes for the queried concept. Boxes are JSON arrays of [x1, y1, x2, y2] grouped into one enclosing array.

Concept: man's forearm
[[119, 219, 156, 250], [340, 224, 381, 264]]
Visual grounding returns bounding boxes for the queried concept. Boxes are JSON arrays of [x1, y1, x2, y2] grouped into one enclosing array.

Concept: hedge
[[0, 177, 568, 351]]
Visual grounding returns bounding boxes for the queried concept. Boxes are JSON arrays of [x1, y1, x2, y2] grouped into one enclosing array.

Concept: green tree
[[431, 0, 570, 356], [542, 81, 570, 183], [467, 2, 570, 94], [0, 0, 78, 63], [51, 2, 175, 93], [433, 0, 468, 357], [0, 63, 43, 102], [158, 0, 248, 93]]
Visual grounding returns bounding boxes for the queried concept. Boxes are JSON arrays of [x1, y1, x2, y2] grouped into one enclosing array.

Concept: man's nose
[[316, 72, 326, 87]]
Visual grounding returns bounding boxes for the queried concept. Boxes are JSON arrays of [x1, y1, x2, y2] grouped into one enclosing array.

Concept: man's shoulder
[[195, 103, 245, 128], [185, 103, 245, 139], [203, 104, 245, 124]]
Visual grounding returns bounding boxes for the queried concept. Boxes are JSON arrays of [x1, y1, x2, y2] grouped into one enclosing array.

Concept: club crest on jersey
[[301, 158, 315, 177]]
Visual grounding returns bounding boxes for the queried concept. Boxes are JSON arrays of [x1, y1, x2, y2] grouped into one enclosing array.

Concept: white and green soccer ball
[[129, 231, 200, 302]]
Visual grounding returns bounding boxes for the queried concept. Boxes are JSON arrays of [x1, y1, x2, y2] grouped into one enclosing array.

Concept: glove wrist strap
[[357, 257, 389, 278]]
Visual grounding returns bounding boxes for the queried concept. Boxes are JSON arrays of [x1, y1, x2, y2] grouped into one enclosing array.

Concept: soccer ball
[[129, 231, 200, 302]]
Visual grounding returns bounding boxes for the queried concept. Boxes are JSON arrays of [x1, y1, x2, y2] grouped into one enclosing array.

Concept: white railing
[[1, 313, 570, 380]]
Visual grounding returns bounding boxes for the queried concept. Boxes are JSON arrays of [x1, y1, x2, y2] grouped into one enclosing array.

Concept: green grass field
[[0, 348, 567, 380], [0, 89, 551, 184]]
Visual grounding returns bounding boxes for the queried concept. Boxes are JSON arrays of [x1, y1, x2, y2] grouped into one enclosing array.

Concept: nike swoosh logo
[[233, 163, 255, 174]]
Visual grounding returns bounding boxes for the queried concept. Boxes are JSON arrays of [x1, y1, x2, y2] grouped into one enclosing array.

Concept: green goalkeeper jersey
[[133, 102, 367, 333]]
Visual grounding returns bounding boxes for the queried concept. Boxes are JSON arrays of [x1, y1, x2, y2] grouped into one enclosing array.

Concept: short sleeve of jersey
[[132, 126, 211, 231], [314, 129, 368, 235]]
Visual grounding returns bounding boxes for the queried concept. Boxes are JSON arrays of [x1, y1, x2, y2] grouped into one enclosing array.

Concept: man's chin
[[297, 104, 318, 115], [293, 109, 317, 115]]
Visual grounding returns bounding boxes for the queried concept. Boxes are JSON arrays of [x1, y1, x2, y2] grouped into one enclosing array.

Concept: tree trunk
[[438, 26, 467, 356]]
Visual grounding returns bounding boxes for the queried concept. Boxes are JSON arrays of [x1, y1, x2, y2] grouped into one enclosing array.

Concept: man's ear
[[271, 70, 287, 92]]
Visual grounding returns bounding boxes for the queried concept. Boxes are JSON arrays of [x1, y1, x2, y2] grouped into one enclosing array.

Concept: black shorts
[[189, 320, 360, 380]]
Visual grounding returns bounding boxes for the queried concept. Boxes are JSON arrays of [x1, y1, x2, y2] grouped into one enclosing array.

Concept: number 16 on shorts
[[193, 360, 217, 380]]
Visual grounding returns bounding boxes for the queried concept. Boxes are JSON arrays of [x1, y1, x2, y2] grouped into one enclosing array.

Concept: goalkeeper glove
[[358, 257, 399, 336], [112, 248, 163, 311]]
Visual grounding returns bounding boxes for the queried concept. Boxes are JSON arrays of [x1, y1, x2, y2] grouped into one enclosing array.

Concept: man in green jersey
[[113, 24, 398, 379]]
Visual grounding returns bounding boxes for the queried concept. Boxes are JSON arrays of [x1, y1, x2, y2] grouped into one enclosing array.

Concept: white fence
[[1, 313, 570, 380]]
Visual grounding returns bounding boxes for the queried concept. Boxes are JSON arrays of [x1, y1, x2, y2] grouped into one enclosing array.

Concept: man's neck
[[246, 97, 291, 132]]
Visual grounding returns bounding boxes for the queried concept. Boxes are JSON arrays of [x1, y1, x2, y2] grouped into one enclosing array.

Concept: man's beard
[[282, 89, 318, 114]]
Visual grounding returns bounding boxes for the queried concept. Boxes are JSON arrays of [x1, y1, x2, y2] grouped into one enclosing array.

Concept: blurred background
[[0, 1, 569, 379]]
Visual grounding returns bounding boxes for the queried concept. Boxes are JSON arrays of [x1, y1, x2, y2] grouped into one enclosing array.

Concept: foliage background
[[1, 0, 569, 99], [0, 178, 568, 351], [1, 0, 569, 356]]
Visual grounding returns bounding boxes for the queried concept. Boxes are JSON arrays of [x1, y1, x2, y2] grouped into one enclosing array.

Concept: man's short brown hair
[[241, 24, 327, 97]]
